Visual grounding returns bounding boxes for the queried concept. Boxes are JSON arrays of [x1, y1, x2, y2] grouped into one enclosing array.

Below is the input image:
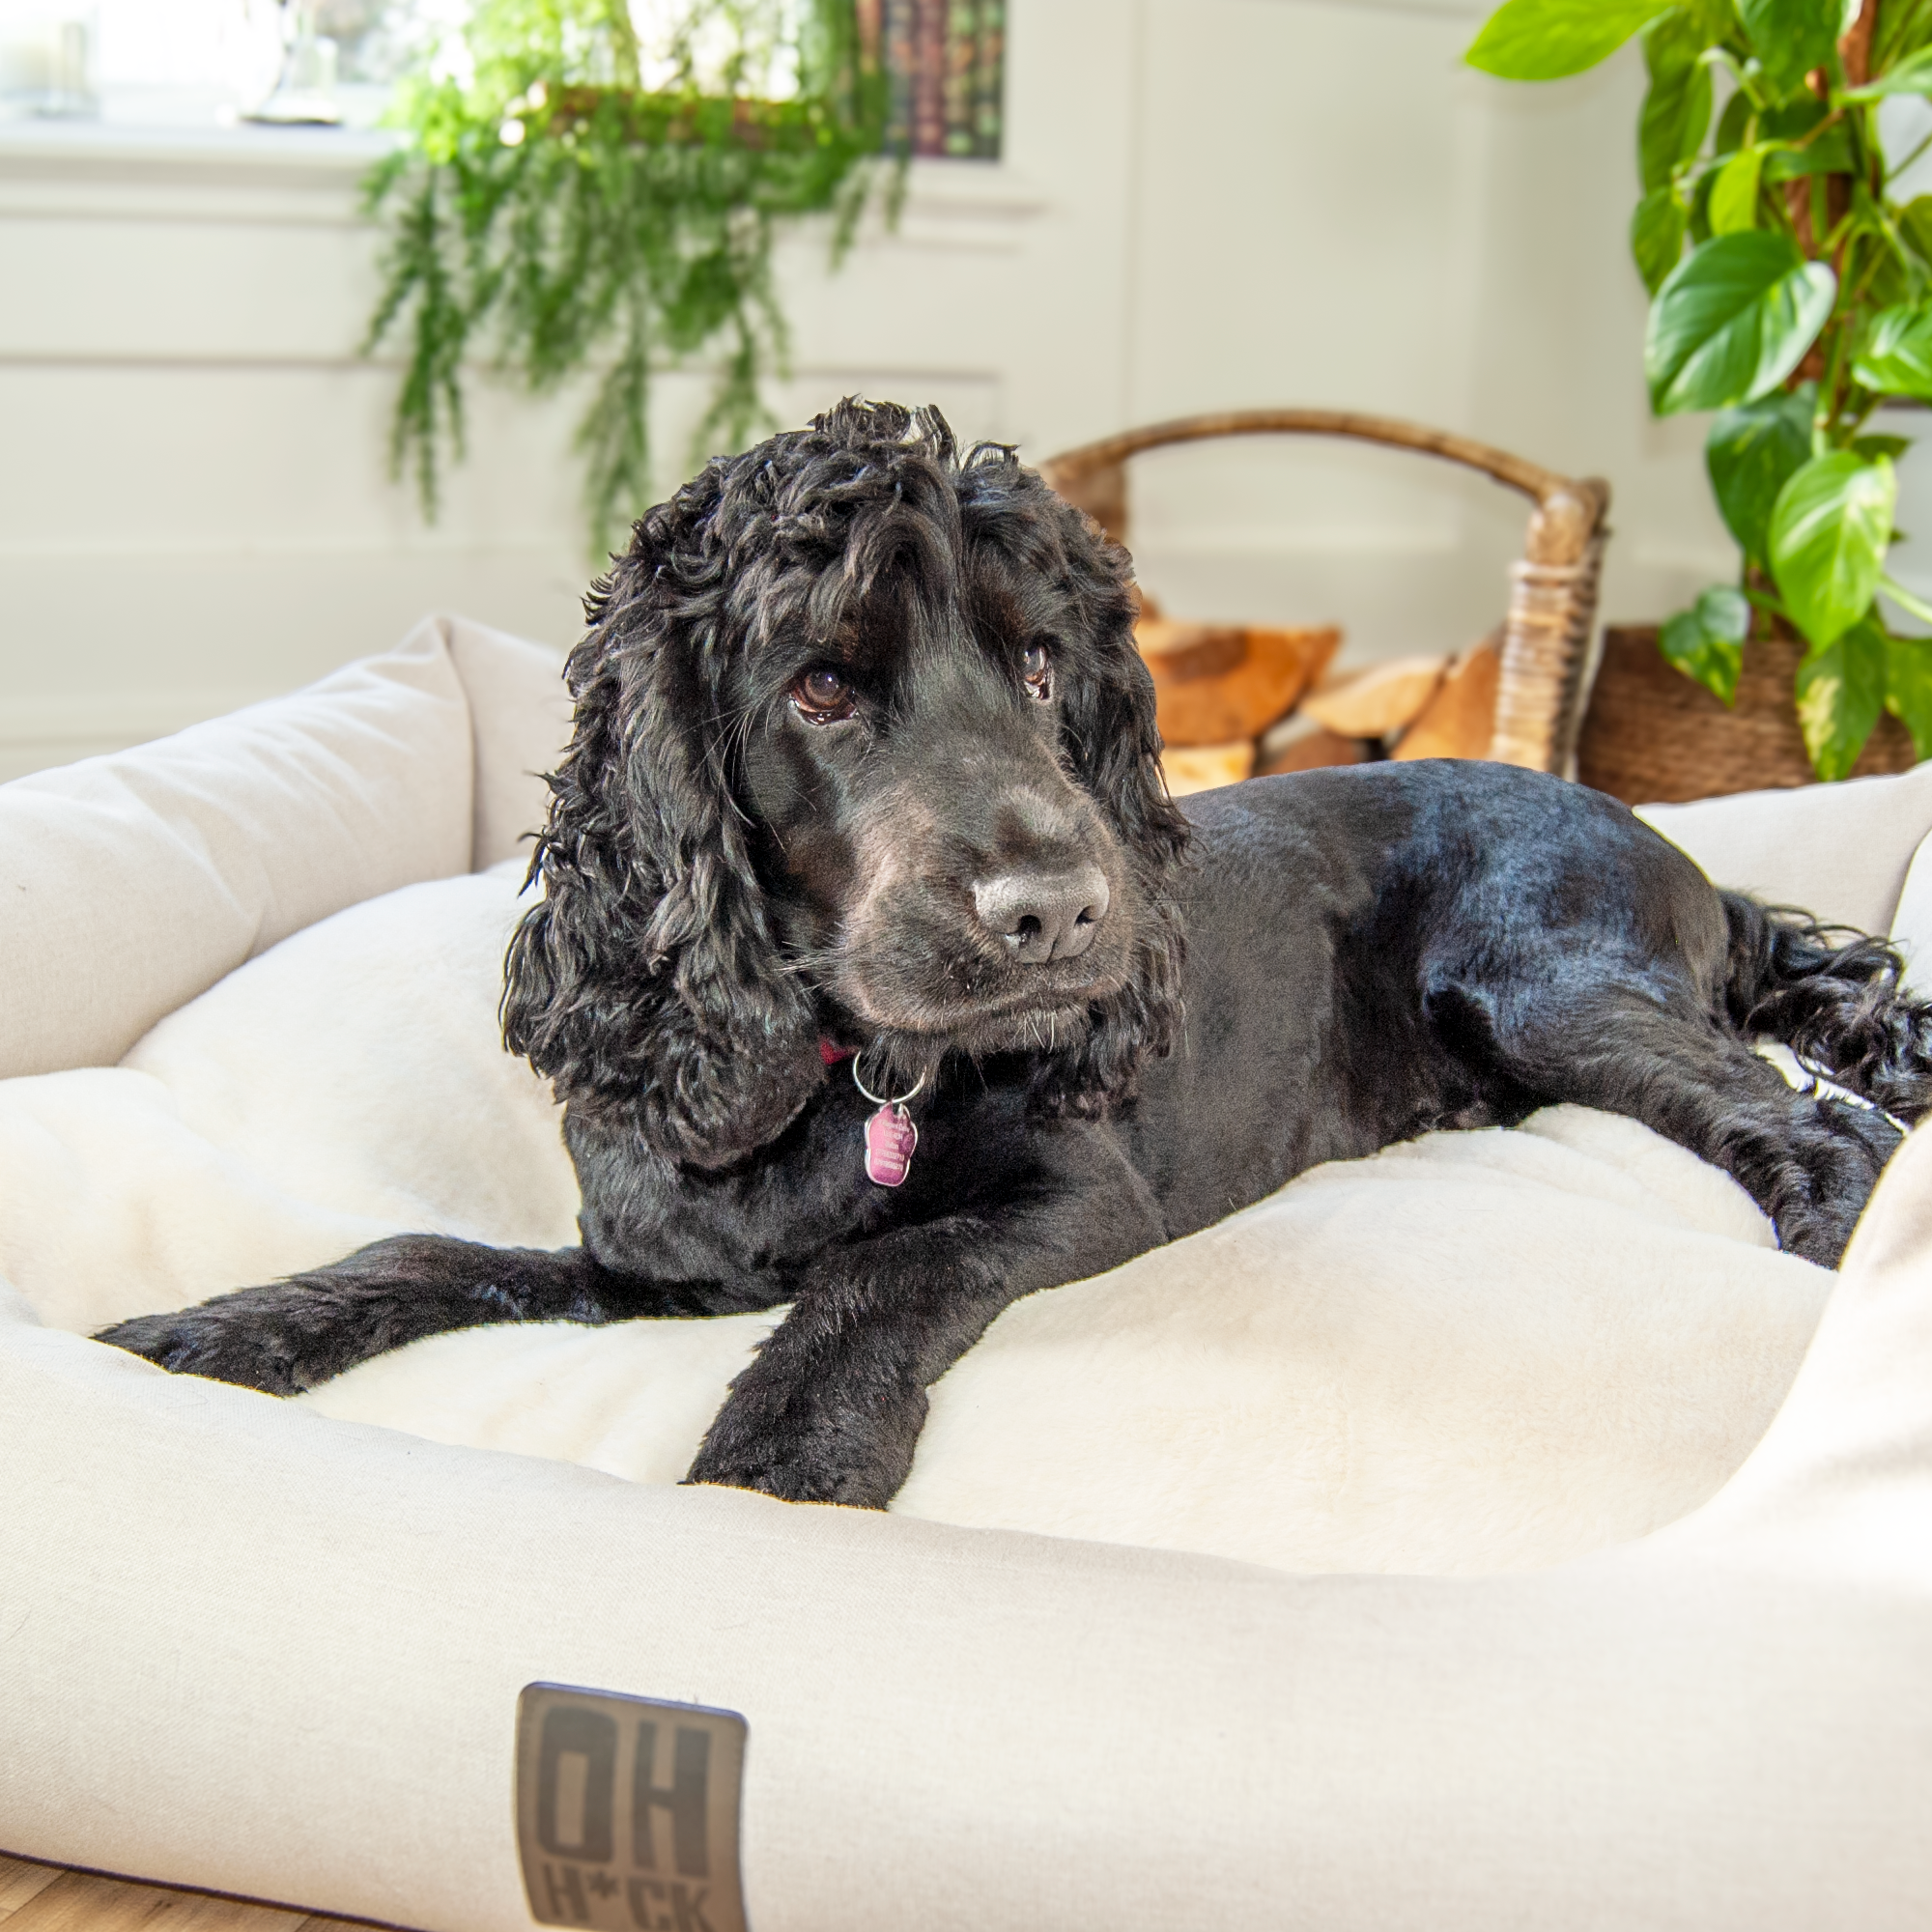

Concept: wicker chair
[[1038, 411, 1611, 777]]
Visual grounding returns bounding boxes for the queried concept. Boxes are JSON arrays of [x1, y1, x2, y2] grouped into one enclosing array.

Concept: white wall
[[0, 0, 1774, 780]]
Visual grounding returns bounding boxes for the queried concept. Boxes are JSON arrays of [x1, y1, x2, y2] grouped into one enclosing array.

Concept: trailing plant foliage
[[1467, 0, 1932, 778], [365, 0, 889, 554]]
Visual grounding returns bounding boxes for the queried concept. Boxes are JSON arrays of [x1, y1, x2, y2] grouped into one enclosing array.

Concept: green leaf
[[1466, 0, 1673, 78], [1853, 433, 1913, 461], [1761, 98, 1829, 142], [1713, 87, 1753, 157], [1873, 0, 1932, 79], [1699, 582, 1753, 642], [1861, 240, 1912, 314], [1842, 45, 1932, 98], [1885, 631, 1932, 758], [1770, 453, 1898, 648], [1761, 124, 1855, 178], [1706, 384, 1816, 563], [1852, 302, 1932, 399], [1685, 0, 1743, 37], [1795, 613, 1889, 779], [1661, 582, 1751, 701], [1709, 145, 1764, 233], [1633, 185, 1690, 293], [1687, 158, 1719, 243], [1646, 233, 1837, 413], [1899, 195, 1932, 270], [1739, 0, 1849, 98], [1639, 13, 1715, 190]]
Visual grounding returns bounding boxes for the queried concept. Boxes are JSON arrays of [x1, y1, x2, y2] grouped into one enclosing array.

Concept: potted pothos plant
[[1466, 0, 1932, 779], [364, 0, 889, 554]]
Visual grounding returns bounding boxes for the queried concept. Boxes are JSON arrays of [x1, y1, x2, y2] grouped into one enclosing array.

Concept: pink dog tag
[[864, 1102, 918, 1186]]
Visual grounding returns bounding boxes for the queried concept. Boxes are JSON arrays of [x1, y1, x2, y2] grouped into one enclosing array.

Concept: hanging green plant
[[1465, 0, 1932, 780], [363, 0, 891, 555]]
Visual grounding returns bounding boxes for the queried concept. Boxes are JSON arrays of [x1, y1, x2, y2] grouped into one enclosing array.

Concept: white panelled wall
[[5, 0, 1875, 781]]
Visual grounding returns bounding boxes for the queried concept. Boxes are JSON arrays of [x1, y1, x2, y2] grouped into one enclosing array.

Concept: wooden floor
[[0, 1855, 372, 1932]]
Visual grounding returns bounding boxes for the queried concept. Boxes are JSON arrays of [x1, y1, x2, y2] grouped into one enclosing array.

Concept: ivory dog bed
[[4, 616, 1932, 1929]]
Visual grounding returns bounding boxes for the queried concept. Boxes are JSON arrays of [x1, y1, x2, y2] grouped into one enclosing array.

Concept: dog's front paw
[[97, 1289, 323, 1394], [685, 1378, 927, 1509]]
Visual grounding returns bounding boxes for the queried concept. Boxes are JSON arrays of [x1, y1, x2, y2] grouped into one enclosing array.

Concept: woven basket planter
[[1576, 626, 1918, 806], [1041, 411, 1609, 779]]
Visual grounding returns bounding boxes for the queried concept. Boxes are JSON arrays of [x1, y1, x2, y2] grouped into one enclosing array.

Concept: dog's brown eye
[[1021, 641, 1052, 696], [792, 667, 854, 720]]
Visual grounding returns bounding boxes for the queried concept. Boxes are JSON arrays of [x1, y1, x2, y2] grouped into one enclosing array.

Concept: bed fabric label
[[515, 1682, 749, 1932]]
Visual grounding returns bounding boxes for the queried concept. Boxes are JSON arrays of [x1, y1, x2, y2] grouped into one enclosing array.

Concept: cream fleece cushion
[[299, 1105, 1828, 1576], [0, 855, 1832, 1577]]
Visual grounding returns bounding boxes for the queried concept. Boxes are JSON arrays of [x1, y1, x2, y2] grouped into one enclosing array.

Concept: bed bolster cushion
[[2, 1133, 1931, 1930], [440, 615, 571, 872], [1636, 760, 1932, 940], [0, 619, 474, 1081]]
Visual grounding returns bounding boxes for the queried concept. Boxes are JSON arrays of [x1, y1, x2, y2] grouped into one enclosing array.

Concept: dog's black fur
[[102, 399, 1932, 1507]]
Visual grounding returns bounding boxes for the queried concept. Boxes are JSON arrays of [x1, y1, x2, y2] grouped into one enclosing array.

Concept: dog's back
[[1137, 760, 1917, 1260]]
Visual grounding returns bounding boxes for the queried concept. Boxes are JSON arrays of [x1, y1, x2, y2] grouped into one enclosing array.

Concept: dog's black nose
[[974, 866, 1111, 963]]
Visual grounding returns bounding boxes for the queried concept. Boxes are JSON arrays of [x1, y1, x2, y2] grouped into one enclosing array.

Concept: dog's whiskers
[[705, 696, 769, 831]]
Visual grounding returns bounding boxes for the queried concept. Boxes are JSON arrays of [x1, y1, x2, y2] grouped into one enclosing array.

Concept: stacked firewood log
[[1136, 598, 1502, 798]]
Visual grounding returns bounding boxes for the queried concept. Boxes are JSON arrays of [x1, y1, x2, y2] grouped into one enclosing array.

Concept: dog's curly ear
[[1035, 491, 1190, 1119], [502, 490, 822, 1168]]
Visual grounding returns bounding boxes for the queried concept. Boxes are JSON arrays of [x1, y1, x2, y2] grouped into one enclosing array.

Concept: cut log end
[[1137, 619, 1339, 746], [1160, 740, 1258, 797], [1390, 636, 1501, 762], [1298, 653, 1447, 739], [1254, 723, 1371, 778]]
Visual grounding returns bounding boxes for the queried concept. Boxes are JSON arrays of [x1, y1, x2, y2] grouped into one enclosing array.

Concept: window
[[0, 0, 445, 126], [1, 0, 1005, 151]]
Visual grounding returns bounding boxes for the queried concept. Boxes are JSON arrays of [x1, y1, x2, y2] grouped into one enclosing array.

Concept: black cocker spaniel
[[104, 399, 1932, 1507]]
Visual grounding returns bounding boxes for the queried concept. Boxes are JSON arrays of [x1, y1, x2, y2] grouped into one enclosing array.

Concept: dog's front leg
[[97, 1235, 753, 1393], [685, 1135, 1165, 1508]]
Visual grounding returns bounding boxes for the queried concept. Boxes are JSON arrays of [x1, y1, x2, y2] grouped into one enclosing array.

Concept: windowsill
[[0, 109, 1038, 190], [0, 115, 1046, 241], [0, 113, 401, 173]]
